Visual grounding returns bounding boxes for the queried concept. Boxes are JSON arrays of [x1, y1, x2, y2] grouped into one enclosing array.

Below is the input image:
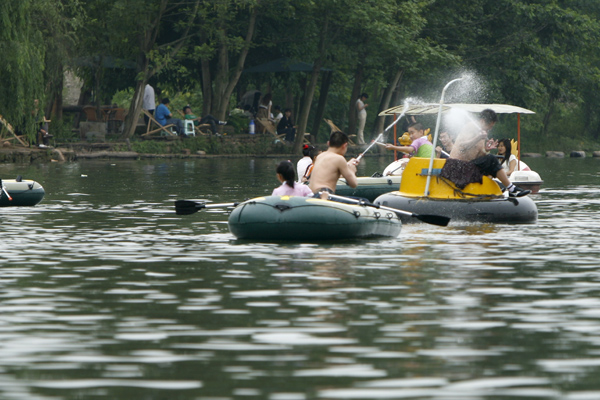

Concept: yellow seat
[[399, 157, 503, 199]]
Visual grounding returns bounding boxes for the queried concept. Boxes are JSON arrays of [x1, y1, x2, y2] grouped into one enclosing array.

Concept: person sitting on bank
[[448, 109, 530, 197], [155, 98, 184, 135], [277, 108, 296, 143], [272, 161, 314, 197], [32, 99, 52, 147], [272, 105, 283, 126], [182, 106, 226, 136], [436, 131, 454, 159], [308, 131, 359, 198], [384, 122, 433, 158]]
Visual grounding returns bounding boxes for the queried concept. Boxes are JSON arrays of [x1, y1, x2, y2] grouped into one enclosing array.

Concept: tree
[[33, 0, 83, 121], [117, 0, 201, 138], [0, 1, 45, 136], [420, 0, 600, 138], [201, 1, 259, 121]]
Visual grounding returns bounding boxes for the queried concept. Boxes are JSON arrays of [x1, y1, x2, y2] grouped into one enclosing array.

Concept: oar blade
[[174, 200, 203, 215], [413, 213, 451, 227]]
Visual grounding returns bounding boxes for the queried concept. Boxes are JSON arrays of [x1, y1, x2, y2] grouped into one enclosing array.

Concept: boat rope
[[237, 200, 396, 220], [435, 176, 503, 200]]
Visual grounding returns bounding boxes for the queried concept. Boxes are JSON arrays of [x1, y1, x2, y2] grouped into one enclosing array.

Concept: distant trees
[[421, 0, 600, 136], [0, 2, 47, 134], [0, 0, 82, 137], [4, 0, 600, 147]]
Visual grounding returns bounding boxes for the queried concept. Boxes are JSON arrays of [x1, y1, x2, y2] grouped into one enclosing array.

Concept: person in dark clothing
[[182, 106, 226, 135], [277, 108, 296, 142]]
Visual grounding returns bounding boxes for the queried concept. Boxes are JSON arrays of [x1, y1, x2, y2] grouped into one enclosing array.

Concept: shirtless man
[[309, 131, 359, 198], [450, 109, 530, 197]]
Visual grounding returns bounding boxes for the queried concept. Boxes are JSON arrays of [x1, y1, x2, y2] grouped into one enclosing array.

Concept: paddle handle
[[1, 186, 12, 201], [200, 202, 238, 209]]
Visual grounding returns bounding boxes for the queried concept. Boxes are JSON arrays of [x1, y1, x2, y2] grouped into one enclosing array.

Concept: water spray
[[424, 78, 464, 196], [361, 100, 410, 163], [382, 99, 410, 139]]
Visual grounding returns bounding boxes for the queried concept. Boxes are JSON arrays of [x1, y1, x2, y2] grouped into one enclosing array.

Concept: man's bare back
[[309, 148, 358, 195], [449, 122, 488, 161]]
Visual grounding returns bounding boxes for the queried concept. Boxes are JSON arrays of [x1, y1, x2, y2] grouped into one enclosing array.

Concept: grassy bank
[[112, 134, 296, 156]]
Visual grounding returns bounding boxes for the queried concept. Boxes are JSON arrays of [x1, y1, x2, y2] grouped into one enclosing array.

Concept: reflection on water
[[0, 157, 600, 399]]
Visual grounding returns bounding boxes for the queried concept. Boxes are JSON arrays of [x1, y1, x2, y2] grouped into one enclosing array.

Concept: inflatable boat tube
[[0, 179, 45, 207], [228, 195, 402, 241]]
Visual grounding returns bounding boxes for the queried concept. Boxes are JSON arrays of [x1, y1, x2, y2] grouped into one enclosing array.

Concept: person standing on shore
[[356, 93, 368, 145], [143, 84, 156, 125]]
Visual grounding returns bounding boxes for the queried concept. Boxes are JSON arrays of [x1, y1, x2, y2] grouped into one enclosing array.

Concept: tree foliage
[[0, 1, 45, 132], [5, 0, 600, 149]]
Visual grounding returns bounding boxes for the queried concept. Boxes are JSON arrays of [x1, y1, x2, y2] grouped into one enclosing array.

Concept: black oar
[[320, 192, 450, 227], [175, 199, 239, 215]]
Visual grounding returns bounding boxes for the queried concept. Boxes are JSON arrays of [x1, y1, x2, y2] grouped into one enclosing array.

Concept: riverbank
[[0, 135, 298, 162], [2, 136, 600, 163]]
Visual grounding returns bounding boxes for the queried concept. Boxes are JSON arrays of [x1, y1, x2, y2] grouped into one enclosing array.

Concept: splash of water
[[438, 70, 487, 135], [443, 108, 481, 135], [383, 99, 410, 134], [444, 70, 488, 104]]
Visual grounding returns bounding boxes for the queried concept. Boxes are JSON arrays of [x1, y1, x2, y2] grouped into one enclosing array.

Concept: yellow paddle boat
[[373, 103, 538, 224]]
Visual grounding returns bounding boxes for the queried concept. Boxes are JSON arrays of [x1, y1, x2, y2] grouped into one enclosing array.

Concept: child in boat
[[435, 131, 454, 159], [297, 144, 315, 183], [384, 122, 433, 158], [308, 131, 359, 198], [497, 138, 531, 176], [272, 161, 314, 197], [302, 146, 320, 182]]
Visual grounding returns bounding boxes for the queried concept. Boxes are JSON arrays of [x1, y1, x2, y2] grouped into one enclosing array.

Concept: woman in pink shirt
[[272, 161, 314, 197]]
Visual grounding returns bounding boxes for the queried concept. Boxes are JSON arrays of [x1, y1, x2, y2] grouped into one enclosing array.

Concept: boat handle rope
[[250, 200, 403, 220], [436, 175, 504, 200], [253, 202, 368, 218], [274, 204, 292, 211]]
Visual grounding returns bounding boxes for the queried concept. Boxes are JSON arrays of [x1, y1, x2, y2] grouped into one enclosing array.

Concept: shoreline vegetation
[[6, 2, 600, 160], [1, 135, 598, 164]]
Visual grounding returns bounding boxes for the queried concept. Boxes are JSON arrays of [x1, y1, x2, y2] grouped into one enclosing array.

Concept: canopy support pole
[[517, 113, 521, 170], [425, 78, 463, 196]]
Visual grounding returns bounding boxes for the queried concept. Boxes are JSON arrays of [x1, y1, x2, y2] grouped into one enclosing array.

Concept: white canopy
[[379, 103, 535, 116]]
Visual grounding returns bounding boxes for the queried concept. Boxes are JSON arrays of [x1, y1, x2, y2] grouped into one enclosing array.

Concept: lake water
[[1, 155, 600, 400]]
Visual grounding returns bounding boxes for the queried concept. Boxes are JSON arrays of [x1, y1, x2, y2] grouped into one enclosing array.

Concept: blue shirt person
[[154, 98, 184, 135]]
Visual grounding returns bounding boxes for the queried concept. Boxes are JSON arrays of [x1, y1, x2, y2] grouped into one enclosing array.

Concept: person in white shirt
[[497, 138, 530, 176], [143, 84, 156, 125], [272, 105, 283, 125], [355, 93, 368, 145], [296, 144, 315, 183]]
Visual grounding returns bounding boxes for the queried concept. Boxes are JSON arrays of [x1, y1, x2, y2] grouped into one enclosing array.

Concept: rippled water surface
[[1, 156, 600, 400]]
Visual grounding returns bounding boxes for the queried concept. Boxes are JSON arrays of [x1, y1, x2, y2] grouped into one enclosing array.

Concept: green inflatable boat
[[228, 195, 402, 241], [0, 178, 45, 207]]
